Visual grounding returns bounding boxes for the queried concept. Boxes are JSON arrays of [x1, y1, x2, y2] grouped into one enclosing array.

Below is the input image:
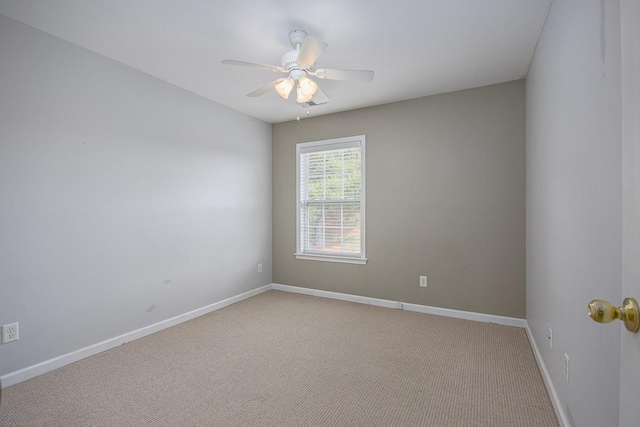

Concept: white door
[[619, 0, 640, 425]]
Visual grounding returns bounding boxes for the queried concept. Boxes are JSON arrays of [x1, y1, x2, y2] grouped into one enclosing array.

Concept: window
[[295, 135, 366, 264]]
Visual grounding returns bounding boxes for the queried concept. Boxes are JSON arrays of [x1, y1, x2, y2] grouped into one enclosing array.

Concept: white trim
[[270, 283, 525, 328], [525, 324, 570, 427], [271, 283, 401, 309], [293, 253, 368, 264], [298, 137, 362, 153], [401, 303, 526, 328], [0, 284, 272, 389]]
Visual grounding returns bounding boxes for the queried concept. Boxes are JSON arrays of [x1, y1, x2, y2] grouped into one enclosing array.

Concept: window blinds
[[298, 138, 364, 258]]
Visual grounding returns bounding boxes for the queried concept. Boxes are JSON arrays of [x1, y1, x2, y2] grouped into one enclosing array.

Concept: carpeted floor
[[0, 290, 558, 426]]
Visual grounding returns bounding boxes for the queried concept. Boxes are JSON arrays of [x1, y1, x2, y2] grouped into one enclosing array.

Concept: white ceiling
[[0, 0, 551, 124]]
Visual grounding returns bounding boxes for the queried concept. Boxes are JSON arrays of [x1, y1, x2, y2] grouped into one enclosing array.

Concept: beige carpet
[[0, 290, 558, 426]]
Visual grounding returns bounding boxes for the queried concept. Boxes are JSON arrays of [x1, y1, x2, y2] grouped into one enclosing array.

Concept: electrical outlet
[[1, 322, 19, 344], [548, 327, 553, 349], [419, 276, 427, 287], [564, 353, 570, 382], [258, 263, 263, 273]]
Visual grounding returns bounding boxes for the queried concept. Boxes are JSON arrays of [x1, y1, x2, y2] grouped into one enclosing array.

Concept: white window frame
[[295, 135, 367, 264]]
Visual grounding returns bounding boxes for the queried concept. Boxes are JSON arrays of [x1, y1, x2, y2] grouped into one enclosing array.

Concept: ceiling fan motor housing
[[281, 49, 300, 72], [281, 30, 310, 72]]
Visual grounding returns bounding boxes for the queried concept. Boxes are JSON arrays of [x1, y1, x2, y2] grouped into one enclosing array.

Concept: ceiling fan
[[222, 30, 374, 105]]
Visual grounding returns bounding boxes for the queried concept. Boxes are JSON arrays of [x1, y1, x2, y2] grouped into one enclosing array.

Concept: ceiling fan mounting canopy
[[222, 29, 374, 105], [288, 30, 307, 48]]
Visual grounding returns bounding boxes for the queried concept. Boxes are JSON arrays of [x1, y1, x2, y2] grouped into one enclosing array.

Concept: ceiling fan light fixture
[[296, 86, 314, 103], [298, 76, 318, 97], [275, 78, 294, 99], [296, 76, 318, 103]]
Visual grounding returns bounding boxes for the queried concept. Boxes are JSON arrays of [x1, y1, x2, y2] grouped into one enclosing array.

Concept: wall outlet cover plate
[[1, 323, 19, 344]]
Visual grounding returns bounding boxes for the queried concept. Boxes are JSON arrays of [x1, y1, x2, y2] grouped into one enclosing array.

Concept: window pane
[[324, 150, 342, 175], [307, 177, 325, 200], [343, 149, 361, 174], [325, 176, 343, 199], [343, 174, 361, 199], [307, 153, 325, 176], [308, 227, 324, 251], [323, 228, 342, 253], [324, 204, 341, 227], [343, 227, 361, 253], [307, 204, 323, 227], [343, 204, 361, 228]]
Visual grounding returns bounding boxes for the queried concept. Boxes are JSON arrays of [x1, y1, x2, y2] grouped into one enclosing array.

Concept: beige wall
[[273, 80, 525, 318]]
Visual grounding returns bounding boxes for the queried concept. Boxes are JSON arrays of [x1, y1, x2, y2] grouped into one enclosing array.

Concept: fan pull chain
[[296, 108, 310, 121]]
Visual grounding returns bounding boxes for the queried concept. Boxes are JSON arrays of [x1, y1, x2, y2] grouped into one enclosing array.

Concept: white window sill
[[294, 253, 368, 265]]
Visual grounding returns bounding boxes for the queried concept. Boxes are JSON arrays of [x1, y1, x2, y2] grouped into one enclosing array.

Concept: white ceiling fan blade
[[222, 59, 286, 73], [313, 68, 374, 82], [247, 78, 287, 97], [311, 85, 329, 104], [296, 36, 327, 70]]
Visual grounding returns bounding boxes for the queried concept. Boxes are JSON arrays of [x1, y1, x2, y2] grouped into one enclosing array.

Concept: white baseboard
[[271, 283, 402, 309], [0, 284, 272, 389], [525, 324, 570, 427], [401, 302, 527, 328], [270, 283, 526, 328]]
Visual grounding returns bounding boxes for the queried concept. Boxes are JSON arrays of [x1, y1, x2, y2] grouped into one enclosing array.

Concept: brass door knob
[[588, 298, 640, 332]]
